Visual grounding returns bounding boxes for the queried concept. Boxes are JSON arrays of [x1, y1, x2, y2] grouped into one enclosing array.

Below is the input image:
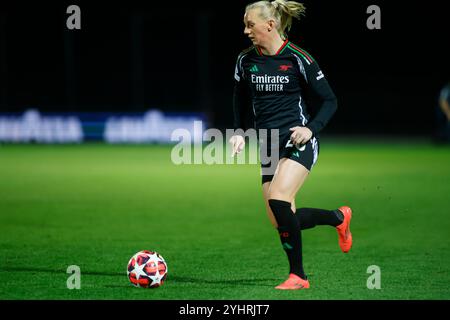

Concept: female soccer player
[[229, 0, 353, 290]]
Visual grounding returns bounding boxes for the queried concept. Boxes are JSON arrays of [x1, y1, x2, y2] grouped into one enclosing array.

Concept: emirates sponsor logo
[[251, 74, 289, 92]]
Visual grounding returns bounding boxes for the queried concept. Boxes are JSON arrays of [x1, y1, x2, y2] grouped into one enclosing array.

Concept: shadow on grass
[[167, 275, 277, 288], [0, 266, 124, 277], [0, 267, 279, 288], [103, 276, 279, 289]]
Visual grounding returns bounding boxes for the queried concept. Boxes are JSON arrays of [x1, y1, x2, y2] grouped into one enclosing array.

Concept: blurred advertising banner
[[0, 109, 206, 144]]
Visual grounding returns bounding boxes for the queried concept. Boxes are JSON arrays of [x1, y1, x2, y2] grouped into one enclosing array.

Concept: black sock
[[295, 208, 344, 230], [268, 199, 306, 279]]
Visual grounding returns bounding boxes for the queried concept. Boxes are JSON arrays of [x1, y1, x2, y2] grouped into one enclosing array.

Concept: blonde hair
[[246, 0, 306, 39]]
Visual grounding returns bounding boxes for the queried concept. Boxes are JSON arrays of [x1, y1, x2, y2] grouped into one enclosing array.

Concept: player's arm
[[233, 78, 250, 132], [232, 54, 251, 132], [303, 57, 338, 136], [230, 55, 250, 156]]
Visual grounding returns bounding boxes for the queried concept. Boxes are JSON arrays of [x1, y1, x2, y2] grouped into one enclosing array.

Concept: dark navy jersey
[[233, 40, 337, 135]]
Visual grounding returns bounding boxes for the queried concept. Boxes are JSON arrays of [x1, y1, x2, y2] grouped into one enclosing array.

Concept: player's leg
[[263, 178, 341, 231], [268, 158, 310, 289], [285, 137, 353, 252], [260, 132, 296, 229], [296, 206, 352, 252], [295, 207, 344, 230], [262, 180, 296, 229], [265, 179, 352, 252]]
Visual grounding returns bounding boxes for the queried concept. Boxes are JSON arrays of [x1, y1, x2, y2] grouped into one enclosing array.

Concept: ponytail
[[271, 0, 305, 37]]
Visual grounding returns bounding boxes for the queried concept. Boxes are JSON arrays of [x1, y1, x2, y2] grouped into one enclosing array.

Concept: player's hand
[[229, 135, 245, 157], [289, 126, 313, 145]]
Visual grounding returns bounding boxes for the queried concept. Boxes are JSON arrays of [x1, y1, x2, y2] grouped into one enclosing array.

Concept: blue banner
[[0, 109, 207, 143]]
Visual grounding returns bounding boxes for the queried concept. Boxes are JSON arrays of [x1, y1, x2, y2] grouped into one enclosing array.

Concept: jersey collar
[[256, 39, 289, 56]]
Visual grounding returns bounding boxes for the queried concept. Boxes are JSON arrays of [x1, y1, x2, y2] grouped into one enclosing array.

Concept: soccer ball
[[127, 250, 168, 288]]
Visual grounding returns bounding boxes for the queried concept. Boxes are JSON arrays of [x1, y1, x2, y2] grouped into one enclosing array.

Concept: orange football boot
[[336, 206, 353, 253], [275, 273, 310, 290]]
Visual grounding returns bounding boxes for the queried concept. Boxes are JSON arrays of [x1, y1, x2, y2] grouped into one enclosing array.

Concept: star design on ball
[[132, 260, 147, 280], [148, 254, 165, 285]]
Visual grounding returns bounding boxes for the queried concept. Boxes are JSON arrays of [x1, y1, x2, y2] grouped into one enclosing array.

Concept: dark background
[[0, 0, 448, 134]]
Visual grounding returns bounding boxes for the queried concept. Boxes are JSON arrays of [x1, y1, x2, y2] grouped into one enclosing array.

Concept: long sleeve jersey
[[233, 39, 337, 136]]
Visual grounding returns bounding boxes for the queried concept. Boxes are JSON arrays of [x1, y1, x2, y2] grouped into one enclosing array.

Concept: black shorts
[[260, 131, 319, 184]]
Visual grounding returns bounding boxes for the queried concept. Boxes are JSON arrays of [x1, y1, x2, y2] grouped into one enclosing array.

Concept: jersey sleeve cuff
[[306, 125, 318, 136]]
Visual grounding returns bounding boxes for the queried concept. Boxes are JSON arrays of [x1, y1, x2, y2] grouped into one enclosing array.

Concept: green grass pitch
[[0, 141, 449, 299]]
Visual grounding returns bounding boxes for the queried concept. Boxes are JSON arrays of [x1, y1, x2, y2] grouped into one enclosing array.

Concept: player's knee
[[268, 190, 291, 202]]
